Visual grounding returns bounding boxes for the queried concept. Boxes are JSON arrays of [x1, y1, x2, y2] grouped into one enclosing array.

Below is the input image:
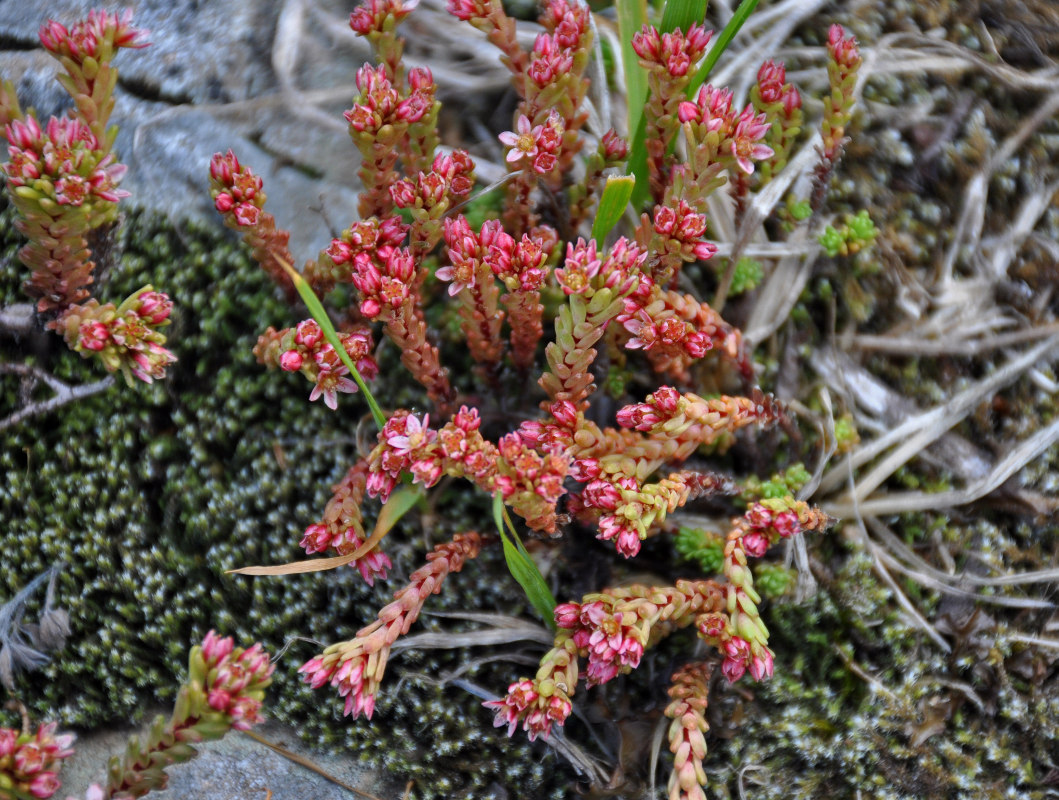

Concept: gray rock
[[0, 0, 375, 262], [59, 714, 404, 800]]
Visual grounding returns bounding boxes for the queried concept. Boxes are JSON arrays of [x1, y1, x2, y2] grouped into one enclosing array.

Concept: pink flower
[[29, 771, 60, 798], [498, 115, 543, 166], [730, 107, 774, 174], [721, 637, 751, 683], [279, 350, 303, 371], [309, 364, 357, 410], [385, 413, 433, 456], [749, 648, 774, 681]]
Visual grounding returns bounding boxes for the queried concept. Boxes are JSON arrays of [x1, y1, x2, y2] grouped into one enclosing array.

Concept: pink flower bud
[[279, 350, 303, 371]]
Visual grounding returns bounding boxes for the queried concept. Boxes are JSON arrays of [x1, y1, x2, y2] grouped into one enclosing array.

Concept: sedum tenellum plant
[[209, 2, 859, 797], [0, 12, 176, 387]]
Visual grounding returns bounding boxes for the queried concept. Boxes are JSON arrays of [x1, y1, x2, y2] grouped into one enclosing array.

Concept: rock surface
[[60, 714, 404, 800]]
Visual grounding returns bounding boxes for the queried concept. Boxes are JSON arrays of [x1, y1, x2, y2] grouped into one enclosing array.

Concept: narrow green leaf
[[273, 255, 387, 431], [687, 0, 759, 99], [590, 175, 636, 242], [660, 0, 707, 35], [492, 493, 558, 630], [616, 0, 649, 142]]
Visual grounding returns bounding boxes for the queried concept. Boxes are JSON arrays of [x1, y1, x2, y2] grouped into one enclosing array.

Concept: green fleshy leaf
[[274, 256, 387, 431], [616, 0, 649, 142], [590, 175, 636, 242], [492, 493, 557, 630]]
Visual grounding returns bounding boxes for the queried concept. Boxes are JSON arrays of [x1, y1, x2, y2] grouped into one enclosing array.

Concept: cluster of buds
[[253, 319, 378, 410], [299, 460, 392, 585], [0, 722, 74, 800], [61, 287, 177, 385], [750, 60, 803, 184], [630, 23, 713, 200], [822, 24, 861, 161], [299, 532, 481, 719], [345, 63, 440, 217], [209, 150, 299, 301], [75, 632, 273, 800], [389, 149, 475, 252]]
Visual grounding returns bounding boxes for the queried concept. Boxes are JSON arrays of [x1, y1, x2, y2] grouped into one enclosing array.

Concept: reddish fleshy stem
[[299, 531, 482, 719]]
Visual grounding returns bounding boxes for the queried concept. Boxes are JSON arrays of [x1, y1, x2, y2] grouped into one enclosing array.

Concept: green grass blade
[[687, 0, 759, 98], [660, 0, 707, 35], [274, 255, 387, 431], [591, 175, 636, 242], [492, 493, 558, 630], [616, 0, 649, 142]]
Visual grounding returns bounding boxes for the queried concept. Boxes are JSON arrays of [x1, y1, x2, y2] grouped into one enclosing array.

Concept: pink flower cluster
[[276, 319, 378, 410], [0, 722, 74, 799], [741, 502, 801, 557], [677, 86, 774, 175], [345, 64, 432, 133], [553, 237, 645, 297], [554, 600, 644, 685], [70, 288, 177, 384], [389, 149, 475, 212], [349, 0, 420, 35], [499, 112, 564, 174], [209, 150, 264, 227], [483, 677, 573, 742], [3, 116, 128, 207], [199, 630, 275, 731], [38, 9, 148, 62], [439, 216, 549, 295], [755, 60, 801, 115], [828, 23, 860, 70], [631, 23, 713, 78]]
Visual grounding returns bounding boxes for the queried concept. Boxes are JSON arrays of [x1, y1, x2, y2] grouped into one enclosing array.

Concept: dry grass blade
[[851, 321, 1059, 357], [827, 416, 1059, 518], [816, 335, 1059, 498], [389, 612, 554, 652], [867, 517, 1059, 592], [937, 91, 1059, 286], [845, 512, 953, 652]]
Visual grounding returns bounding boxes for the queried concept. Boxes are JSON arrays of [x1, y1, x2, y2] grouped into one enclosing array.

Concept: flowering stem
[[275, 256, 386, 431]]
